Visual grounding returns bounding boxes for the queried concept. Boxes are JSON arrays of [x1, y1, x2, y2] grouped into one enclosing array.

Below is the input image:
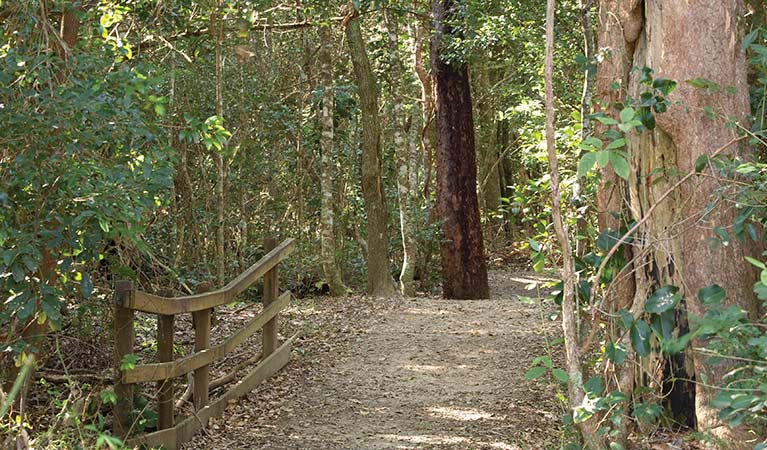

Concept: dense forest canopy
[[1, 0, 767, 448]]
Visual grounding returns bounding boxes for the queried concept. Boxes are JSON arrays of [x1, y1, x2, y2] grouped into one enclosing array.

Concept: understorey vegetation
[[1, 0, 766, 449]]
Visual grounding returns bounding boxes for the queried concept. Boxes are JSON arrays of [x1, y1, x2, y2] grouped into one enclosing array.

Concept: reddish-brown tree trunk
[[430, 0, 489, 299]]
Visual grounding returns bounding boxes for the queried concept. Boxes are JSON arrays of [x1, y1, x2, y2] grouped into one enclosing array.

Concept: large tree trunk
[[430, 0, 489, 300], [318, 25, 347, 297], [345, 5, 397, 297], [597, 0, 759, 443]]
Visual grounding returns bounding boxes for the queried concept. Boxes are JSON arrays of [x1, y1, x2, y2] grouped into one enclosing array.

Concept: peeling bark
[[597, 0, 759, 443]]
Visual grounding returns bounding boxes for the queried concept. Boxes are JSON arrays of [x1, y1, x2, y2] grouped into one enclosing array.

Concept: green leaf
[[552, 368, 568, 383], [525, 366, 548, 380], [619, 309, 634, 328], [610, 443, 625, 450], [21, 254, 38, 272], [584, 376, 602, 395], [605, 138, 626, 150], [605, 341, 627, 364], [12, 264, 26, 282], [596, 150, 609, 168], [697, 284, 725, 306], [580, 136, 604, 150], [595, 116, 618, 126], [532, 355, 553, 368], [98, 218, 110, 233], [652, 77, 677, 96], [754, 282, 767, 301], [101, 390, 118, 405], [120, 354, 139, 371], [645, 285, 681, 313], [661, 332, 693, 354], [634, 402, 662, 423], [619, 107, 635, 123], [577, 152, 597, 178], [742, 29, 759, 50], [650, 309, 675, 340], [745, 256, 766, 270], [695, 155, 709, 172], [630, 320, 652, 357], [609, 152, 631, 180]]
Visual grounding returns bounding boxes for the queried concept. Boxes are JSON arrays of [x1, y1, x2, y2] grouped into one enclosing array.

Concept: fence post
[[193, 282, 212, 412], [263, 237, 279, 357], [156, 289, 175, 431], [114, 280, 135, 438]]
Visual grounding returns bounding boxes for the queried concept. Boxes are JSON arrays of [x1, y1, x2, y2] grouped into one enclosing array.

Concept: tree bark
[[430, 0, 489, 300], [319, 25, 347, 297], [597, 0, 759, 443], [409, 19, 435, 203], [385, 8, 418, 297], [345, 5, 397, 297]]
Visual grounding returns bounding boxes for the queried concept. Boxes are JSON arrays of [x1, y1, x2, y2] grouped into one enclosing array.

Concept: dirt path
[[184, 270, 563, 450]]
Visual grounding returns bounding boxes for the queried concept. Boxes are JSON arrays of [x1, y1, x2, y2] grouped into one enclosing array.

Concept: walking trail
[[183, 270, 563, 450]]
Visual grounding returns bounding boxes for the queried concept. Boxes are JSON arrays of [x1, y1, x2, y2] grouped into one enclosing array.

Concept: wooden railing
[[113, 238, 296, 450]]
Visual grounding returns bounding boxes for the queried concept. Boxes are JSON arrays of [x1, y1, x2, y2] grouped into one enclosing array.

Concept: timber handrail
[[123, 292, 290, 383], [113, 237, 296, 450], [120, 238, 295, 315]]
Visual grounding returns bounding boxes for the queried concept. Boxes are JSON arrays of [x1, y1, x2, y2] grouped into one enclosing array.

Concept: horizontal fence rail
[[113, 238, 295, 450], [118, 238, 295, 315]]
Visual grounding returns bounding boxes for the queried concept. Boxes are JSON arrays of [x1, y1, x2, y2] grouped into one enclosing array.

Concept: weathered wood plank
[[193, 281, 211, 413], [131, 336, 294, 449], [113, 280, 135, 439], [157, 312, 174, 430], [123, 292, 291, 383], [262, 238, 279, 357], [125, 239, 295, 315]]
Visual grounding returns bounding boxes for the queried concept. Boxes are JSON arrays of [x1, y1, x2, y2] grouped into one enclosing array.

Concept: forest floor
[[182, 269, 566, 450]]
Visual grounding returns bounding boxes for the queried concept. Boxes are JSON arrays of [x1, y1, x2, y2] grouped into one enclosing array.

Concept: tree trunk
[[597, 0, 759, 443], [318, 25, 347, 297], [430, 0, 489, 300], [386, 9, 418, 297], [409, 17, 437, 290], [344, 5, 397, 297], [409, 19, 435, 202]]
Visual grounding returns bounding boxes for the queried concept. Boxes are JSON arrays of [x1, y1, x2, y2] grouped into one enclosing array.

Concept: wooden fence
[[113, 238, 295, 450]]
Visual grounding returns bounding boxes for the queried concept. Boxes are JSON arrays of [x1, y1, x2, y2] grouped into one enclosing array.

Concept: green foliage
[[578, 68, 675, 181], [688, 283, 767, 431], [1, 5, 173, 351]]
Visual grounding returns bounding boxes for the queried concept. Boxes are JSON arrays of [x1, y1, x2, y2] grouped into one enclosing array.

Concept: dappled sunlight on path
[[184, 270, 562, 450]]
